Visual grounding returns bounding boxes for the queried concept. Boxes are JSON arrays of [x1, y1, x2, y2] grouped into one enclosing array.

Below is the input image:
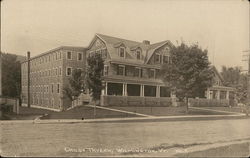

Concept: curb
[[32, 114, 248, 124]]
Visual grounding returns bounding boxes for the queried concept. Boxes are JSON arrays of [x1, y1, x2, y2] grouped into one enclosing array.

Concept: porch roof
[[103, 75, 168, 86], [208, 86, 236, 91]]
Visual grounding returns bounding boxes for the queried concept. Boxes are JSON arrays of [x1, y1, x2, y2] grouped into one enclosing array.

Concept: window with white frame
[[136, 50, 141, 60], [117, 65, 125, 76], [59, 51, 62, 59], [51, 98, 54, 107], [51, 84, 54, 93], [78, 53, 82, 61], [119, 47, 125, 58], [155, 53, 161, 63], [134, 67, 141, 77], [102, 49, 107, 58], [104, 65, 109, 76], [67, 51, 72, 60], [57, 83, 60, 93], [59, 67, 62, 76], [163, 55, 169, 64], [149, 69, 155, 78], [66, 67, 72, 76]]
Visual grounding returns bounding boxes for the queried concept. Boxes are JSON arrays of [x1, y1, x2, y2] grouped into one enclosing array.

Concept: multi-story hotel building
[[21, 33, 236, 110], [87, 34, 175, 106], [21, 46, 87, 111]]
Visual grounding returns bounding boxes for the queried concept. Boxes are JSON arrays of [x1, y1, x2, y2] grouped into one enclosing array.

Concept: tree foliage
[[63, 69, 86, 101], [221, 66, 248, 103], [1, 53, 21, 97], [86, 54, 104, 102], [160, 43, 214, 99]]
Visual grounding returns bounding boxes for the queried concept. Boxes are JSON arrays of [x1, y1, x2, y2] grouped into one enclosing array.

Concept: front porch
[[205, 86, 237, 106], [100, 82, 174, 106]]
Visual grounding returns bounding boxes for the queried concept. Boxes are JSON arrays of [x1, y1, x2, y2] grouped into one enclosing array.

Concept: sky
[[1, 0, 249, 72]]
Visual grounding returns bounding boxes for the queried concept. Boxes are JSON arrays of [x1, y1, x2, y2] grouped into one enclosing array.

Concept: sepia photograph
[[0, 0, 250, 157]]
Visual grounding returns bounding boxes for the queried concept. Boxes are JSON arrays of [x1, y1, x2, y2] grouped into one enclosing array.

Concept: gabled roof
[[93, 33, 173, 64], [211, 66, 224, 83], [145, 40, 172, 63]]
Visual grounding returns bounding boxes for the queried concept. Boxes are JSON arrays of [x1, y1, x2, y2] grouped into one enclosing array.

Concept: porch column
[[226, 91, 230, 100], [206, 88, 209, 99], [140, 84, 144, 97], [217, 90, 220, 99], [101, 84, 105, 96], [122, 83, 127, 96], [156, 85, 160, 98], [105, 82, 108, 95]]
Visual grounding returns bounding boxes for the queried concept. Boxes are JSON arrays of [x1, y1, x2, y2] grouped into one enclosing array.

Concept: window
[[117, 65, 125, 76], [134, 67, 141, 77], [104, 65, 109, 76], [48, 55, 50, 62], [155, 53, 160, 63], [57, 83, 60, 93], [59, 52, 62, 59], [51, 84, 54, 93], [55, 52, 58, 60], [149, 69, 155, 78], [51, 99, 54, 107], [66, 67, 72, 76], [136, 50, 141, 60], [59, 67, 62, 76], [163, 55, 169, 64], [119, 47, 125, 58], [67, 51, 72, 59], [55, 68, 58, 76], [78, 53, 82, 60], [102, 49, 107, 58]]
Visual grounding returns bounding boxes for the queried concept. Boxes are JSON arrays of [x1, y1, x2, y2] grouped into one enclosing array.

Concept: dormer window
[[165, 47, 170, 53], [119, 47, 125, 58], [136, 50, 141, 60], [102, 49, 107, 59], [155, 53, 160, 64], [163, 55, 169, 64]]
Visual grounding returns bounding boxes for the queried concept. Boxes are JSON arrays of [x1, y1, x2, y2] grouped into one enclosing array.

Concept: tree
[[1, 53, 21, 97], [221, 66, 248, 104], [63, 69, 86, 103], [86, 54, 104, 118], [160, 43, 214, 111], [221, 66, 241, 86]]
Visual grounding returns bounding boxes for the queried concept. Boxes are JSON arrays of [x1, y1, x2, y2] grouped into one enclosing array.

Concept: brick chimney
[[143, 40, 150, 45]]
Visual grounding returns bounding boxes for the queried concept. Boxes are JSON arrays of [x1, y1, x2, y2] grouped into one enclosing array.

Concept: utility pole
[[0, 52, 2, 96], [27, 51, 31, 108], [248, 50, 250, 103]]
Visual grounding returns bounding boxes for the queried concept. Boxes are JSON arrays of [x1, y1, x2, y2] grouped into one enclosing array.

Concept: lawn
[[41, 106, 138, 119], [194, 106, 246, 113], [1, 106, 56, 120], [2, 105, 243, 120]]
